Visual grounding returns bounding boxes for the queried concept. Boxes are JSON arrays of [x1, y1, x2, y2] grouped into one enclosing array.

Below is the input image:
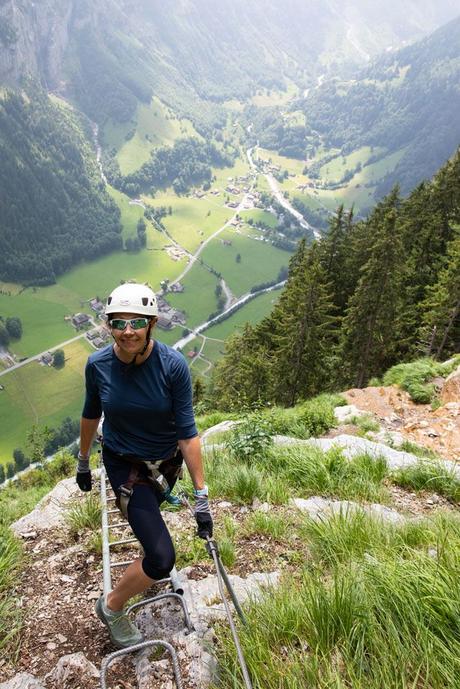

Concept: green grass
[[204, 290, 281, 341], [0, 292, 77, 358], [213, 512, 460, 689], [0, 339, 92, 464], [167, 262, 220, 328], [243, 510, 289, 540], [65, 493, 102, 539], [103, 97, 199, 175], [392, 460, 460, 502], [149, 194, 234, 253], [383, 356, 460, 404], [239, 209, 278, 228], [200, 228, 290, 297]]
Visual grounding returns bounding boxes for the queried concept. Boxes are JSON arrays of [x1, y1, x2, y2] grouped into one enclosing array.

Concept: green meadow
[[204, 289, 281, 341], [167, 262, 220, 328], [0, 339, 92, 463], [200, 228, 290, 296]]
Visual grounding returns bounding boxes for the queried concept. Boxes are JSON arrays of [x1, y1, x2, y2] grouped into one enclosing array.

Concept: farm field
[[167, 262, 220, 328], [204, 288, 281, 341], [148, 194, 234, 253], [200, 228, 290, 297], [0, 339, 92, 464]]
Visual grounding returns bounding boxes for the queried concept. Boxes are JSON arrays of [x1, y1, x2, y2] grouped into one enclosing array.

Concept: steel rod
[[127, 592, 194, 633], [100, 640, 183, 689], [100, 467, 113, 597]]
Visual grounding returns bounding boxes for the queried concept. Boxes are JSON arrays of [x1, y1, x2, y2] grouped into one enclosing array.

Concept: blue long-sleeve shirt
[[82, 341, 197, 459]]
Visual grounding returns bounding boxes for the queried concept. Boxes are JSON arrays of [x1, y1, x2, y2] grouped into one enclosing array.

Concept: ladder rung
[[107, 497, 116, 502], [111, 560, 135, 568], [107, 522, 129, 529], [107, 509, 119, 514], [109, 537, 138, 547]]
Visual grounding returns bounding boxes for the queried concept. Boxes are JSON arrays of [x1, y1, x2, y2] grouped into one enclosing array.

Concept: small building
[[93, 337, 106, 349], [72, 313, 90, 328], [86, 329, 99, 341], [187, 351, 196, 358], [157, 315, 173, 330], [170, 282, 184, 293], [41, 352, 53, 365], [89, 298, 105, 312]]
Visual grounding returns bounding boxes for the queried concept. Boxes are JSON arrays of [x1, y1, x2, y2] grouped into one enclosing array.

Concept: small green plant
[[399, 439, 439, 460], [222, 515, 239, 539], [382, 357, 455, 404], [244, 511, 288, 540], [65, 493, 102, 538], [218, 537, 236, 568], [230, 465, 264, 504], [349, 414, 380, 434], [298, 394, 338, 437], [225, 415, 273, 463]]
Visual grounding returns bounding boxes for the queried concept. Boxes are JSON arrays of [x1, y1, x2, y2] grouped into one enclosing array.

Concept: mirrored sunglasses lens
[[131, 318, 148, 329]]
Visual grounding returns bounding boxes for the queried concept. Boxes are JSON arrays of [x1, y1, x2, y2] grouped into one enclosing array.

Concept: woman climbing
[[76, 282, 212, 648]]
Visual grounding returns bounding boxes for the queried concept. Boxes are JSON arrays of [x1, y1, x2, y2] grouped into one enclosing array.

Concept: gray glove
[[76, 454, 92, 492], [194, 487, 213, 538]]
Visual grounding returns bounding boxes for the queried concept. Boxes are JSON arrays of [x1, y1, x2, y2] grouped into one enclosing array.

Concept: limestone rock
[[45, 652, 99, 686], [290, 496, 404, 524], [11, 478, 81, 535], [0, 674, 45, 689], [334, 404, 367, 424], [440, 365, 460, 405]]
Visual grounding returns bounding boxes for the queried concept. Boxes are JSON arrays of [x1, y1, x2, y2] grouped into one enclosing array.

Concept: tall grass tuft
[[65, 493, 102, 539], [0, 527, 23, 655], [243, 511, 289, 540], [392, 460, 460, 502]]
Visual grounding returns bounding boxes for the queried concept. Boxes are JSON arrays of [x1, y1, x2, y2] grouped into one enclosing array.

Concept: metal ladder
[[99, 466, 193, 689]]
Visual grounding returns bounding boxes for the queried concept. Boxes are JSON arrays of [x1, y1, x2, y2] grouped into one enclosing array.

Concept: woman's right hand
[[76, 453, 92, 492]]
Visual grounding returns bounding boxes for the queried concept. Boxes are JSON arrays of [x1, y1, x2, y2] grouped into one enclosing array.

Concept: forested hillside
[[210, 150, 460, 409], [301, 17, 460, 195], [0, 88, 122, 284]]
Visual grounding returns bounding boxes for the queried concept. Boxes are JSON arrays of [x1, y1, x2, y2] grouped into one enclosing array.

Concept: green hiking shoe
[[95, 595, 143, 648]]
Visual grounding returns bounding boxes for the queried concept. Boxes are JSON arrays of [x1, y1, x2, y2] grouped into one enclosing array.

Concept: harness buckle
[[119, 485, 133, 499]]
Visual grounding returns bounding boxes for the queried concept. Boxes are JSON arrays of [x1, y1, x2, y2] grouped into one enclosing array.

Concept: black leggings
[[103, 446, 175, 580]]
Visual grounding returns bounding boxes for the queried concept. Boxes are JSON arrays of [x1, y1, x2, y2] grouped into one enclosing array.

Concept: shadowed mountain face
[[1, 0, 459, 122]]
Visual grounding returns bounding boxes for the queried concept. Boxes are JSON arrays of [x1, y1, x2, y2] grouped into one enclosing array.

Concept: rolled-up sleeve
[[82, 360, 102, 419], [171, 354, 197, 439]]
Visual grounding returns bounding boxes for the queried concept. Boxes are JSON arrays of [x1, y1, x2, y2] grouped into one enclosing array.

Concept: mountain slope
[[301, 16, 460, 195]]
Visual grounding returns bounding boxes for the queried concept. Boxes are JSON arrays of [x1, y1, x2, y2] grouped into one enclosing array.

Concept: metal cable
[[179, 492, 253, 689]]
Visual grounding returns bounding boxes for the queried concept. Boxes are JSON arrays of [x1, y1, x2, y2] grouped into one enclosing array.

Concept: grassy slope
[[0, 339, 92, 463], [103, 97, 199, 175], [200, 227, 289, 296]]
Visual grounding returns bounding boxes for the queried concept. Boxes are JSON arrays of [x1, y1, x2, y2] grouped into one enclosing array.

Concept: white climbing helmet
[[105, 283, 158, 317]]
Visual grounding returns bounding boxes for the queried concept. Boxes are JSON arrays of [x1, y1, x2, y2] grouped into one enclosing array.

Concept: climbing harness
[[99, 463, 192, 689], [116, 448, 183, 519]]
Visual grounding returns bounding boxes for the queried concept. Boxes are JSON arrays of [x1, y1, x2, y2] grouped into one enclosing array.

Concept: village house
[[92, 337, 106, 349], [89, 298, 104, 313], [41, 352, 53, 366], [157, 314, 173, 330], [72, 313, 90, 329], [170, 282, 184, 293]]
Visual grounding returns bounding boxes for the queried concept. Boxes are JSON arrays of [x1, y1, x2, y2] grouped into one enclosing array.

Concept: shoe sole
[[95, 596, 142, 649]]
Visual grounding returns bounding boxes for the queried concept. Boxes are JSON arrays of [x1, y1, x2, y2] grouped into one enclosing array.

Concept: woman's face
[[109, 312, 154, 356]]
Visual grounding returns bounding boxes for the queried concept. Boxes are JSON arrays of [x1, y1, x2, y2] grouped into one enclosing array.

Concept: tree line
[[208, 150, 460, 410]]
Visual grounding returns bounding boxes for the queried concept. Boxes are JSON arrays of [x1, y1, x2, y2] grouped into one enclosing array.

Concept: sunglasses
[[109, 317, 150, 331]]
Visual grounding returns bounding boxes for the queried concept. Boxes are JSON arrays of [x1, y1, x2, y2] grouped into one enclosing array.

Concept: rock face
[[291, 496, 405, 524], [11, 477, 80, 536], [0, 0, 73, 86], [0, 674, 45, 689], [441, 365, 460, 404], [44, 652, 99, 686]]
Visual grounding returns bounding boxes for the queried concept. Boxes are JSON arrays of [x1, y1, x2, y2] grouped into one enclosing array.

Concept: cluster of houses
[[86, 327, 110, 349], [156, 295, 186, 330]]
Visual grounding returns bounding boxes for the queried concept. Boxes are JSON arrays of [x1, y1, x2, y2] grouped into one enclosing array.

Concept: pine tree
[[340, 189, 403, 387], [209, 324, 272, 410], [419, 232, 460, 359], [271, 242, 337, 406], [319, 204, 353, 315]]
